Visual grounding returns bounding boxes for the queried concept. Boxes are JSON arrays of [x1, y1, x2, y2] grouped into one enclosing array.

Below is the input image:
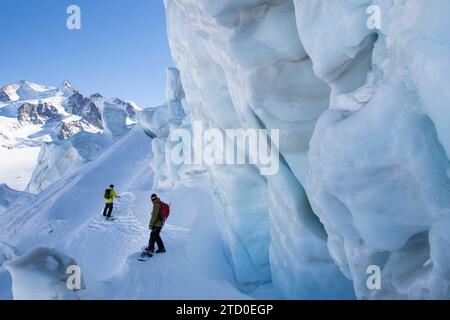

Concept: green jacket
[[104, 188, 121, 204], [149, 200, 163, 229]]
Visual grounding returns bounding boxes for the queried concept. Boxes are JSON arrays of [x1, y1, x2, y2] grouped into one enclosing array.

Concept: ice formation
[[5, 247, 84, 300], [164, 0, 450, 299], [0, 241, 17, 300], [298, 0, 450, 299], [138, 68, 193, 189], [0, 184, 34, 215], [26, 132, 112, 194]]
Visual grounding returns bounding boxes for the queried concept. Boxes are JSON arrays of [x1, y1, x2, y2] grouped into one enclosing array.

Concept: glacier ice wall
[[164, 0, 353, 298], [296, 0, 450, 299], [164, 0, 450, 299]]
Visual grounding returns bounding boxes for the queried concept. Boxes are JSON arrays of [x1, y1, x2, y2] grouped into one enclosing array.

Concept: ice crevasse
[[163, 0, 450, 299]]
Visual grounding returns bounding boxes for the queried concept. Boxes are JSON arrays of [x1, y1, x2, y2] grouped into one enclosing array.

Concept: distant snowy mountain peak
[[0, 81, 57, 102], [0, 80, 76, 106], [0, 79, 142, 195], [0, 79, 143, 144], [58, 80, 77, 96]]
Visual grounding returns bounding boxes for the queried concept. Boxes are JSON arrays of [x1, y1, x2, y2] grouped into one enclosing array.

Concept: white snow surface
[[0, 125, 267, 299]]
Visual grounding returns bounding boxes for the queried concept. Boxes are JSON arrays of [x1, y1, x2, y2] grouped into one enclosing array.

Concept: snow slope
[[0, 145, 41, 191], [0, 125, 263, 299]]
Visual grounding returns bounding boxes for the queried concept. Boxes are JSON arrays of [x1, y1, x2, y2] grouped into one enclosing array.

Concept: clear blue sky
[[0, 0, 174, 108]]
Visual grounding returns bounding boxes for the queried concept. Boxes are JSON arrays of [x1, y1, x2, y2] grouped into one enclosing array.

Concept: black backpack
[[104, 189, 112, 200]]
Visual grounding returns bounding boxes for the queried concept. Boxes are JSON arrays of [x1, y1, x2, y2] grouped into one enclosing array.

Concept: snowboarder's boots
[[156, 248, 166, 254], [142, 251, 153, 258]]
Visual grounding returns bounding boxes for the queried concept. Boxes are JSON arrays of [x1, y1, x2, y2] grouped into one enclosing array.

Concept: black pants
[[103, 203, 113, 217], [148, 227, 165, 253]]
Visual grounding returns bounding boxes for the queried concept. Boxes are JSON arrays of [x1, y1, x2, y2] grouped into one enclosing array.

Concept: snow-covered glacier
[[163, 0, 450, 299]]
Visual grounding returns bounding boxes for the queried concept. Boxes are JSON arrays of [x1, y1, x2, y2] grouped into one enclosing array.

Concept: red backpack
[[160, 202, 170, 222]]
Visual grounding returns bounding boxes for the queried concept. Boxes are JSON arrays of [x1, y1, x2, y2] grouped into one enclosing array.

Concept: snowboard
[[137, 251, 153, 262], [137, 249, 167, 261], [104, 216, 116, 221]]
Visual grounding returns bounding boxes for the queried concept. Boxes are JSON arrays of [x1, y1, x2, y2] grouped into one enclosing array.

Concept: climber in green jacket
[[144, 194, 166, 256], [103, 184, 121, 218]]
